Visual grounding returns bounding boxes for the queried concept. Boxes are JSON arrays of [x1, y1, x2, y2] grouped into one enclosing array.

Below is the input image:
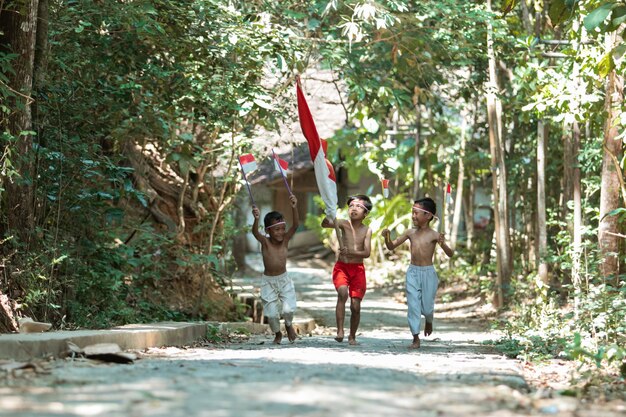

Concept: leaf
[[501, 0, 518, 16], [179, 158, 190, 177], [611, 6, 626, 26], [583, 2, 616, 31], [607, 207, 626, 217], [549, 0, 571, 26], [597, 52, 615, 77], [253, 98, 274, 110]]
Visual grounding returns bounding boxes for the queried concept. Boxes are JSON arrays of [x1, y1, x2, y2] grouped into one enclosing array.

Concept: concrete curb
[[0, 317, 317, 361]]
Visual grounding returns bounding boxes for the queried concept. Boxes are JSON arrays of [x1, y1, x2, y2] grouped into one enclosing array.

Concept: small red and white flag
[[446, 183, 452, 205], [238, 153, 257, 175], [273, 154, 289, 173], [381, 178, 390, 198], [296, 79, 338, 220]]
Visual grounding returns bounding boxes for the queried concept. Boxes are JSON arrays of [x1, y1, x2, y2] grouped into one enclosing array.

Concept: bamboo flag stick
[[444, 183, 452, 237], [438, 183, 445, 234]]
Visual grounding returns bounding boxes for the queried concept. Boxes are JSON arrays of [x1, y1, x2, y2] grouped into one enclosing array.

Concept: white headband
[[412, 206, 439, 222], [265, 221, 286, 229], [349, 202, 369, 213]]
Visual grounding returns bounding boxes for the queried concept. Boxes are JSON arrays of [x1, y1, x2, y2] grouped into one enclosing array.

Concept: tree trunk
[[0, 290, 19, 333], [463, 179, 475, 253], [537, 120, 548, 284], [486, 0, 512, 308], [520, 0, 533, 33], [598, 34, 624, 281], [0, 0, 39, 242], [450, 112, 466, 250], [571, 120, 582, 308]]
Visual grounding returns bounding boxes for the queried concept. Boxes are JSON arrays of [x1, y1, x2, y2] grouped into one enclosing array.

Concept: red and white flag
[[296, 79, 338, 220], [238, 153, 257, 174], [273, 154, 289, 173], [446, 183, 452, 205], [381, 178, 390, 198]]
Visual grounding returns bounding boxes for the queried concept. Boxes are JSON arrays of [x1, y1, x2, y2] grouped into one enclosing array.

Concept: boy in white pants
[[382, 197, 454, 349], [251, 195, 299, 344]]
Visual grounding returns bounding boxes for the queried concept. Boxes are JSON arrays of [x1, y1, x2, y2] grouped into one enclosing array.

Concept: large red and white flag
[[238, 153, 257, 174], [296, 79, 338, 219]]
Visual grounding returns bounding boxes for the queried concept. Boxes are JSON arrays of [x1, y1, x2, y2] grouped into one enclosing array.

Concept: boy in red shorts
[[322, 195, 372, 345]]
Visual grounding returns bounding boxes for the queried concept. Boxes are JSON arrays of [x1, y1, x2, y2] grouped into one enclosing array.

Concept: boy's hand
[[339, 246, 349, 257], [252, 206, 260, 219], [438, 233, 446, 245], [289, 194, 298, 208], [381, 229, 390, 239], [321, 217, 332, 227]]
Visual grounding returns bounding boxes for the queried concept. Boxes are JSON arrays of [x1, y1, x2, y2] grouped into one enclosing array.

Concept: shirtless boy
[[322, 195, 372, 346], [381, 197, 454, 349], [251, 194, 299, 344]]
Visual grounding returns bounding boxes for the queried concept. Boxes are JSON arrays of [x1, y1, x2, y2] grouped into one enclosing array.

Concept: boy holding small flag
[[251, 194, 300, 344], [381, 197, 454, 349]]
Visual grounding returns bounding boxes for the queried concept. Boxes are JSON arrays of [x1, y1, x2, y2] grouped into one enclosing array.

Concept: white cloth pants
[[260, 272, 297, 333], [405, 264, 439, 336]]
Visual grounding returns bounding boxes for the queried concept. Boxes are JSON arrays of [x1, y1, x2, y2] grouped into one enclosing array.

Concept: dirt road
[[0, 256, 622, 417]]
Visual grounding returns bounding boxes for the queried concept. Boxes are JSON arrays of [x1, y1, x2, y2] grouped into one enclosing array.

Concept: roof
[[249, 144, 312, 185]]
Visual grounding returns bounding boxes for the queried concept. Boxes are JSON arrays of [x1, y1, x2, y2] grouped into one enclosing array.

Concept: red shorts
[[332, 262, 366, 299]]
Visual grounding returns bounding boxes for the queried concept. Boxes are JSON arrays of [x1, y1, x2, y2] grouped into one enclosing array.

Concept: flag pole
[[381, 178, 387, 217], [445, 182, 452, 239], [239, 159, 256, 206], [272, 149, 293, 196], [438, 183, 445, 234]]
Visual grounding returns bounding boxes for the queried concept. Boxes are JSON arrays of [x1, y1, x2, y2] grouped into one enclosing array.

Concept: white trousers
[[405, 265, 439, 336], [260, 272, 297, 333]]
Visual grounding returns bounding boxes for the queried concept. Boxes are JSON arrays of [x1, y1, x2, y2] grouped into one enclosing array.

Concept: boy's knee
[[337, 287, 349, 301]]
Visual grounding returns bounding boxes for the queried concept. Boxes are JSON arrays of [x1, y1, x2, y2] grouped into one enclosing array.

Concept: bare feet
[[286, 325, 297, 343], [334, 330, 344, 343], [424, 322, 433, 337], [408, 335, 420, 349], [348, 337, 358, 346], [273, 332, 282, 344]]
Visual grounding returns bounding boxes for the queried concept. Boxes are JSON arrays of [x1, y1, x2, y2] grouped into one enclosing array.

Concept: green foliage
[[206, 324, 225, 343], [489, 268, 626, 379], [567, 333, 626, 377], [488, 334, 568, 361]]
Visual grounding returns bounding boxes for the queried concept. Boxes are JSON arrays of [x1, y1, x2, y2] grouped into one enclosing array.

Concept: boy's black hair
[[414, 197, 437, 220], [264, 211, 284, 229], [347, 194, 373, 213]]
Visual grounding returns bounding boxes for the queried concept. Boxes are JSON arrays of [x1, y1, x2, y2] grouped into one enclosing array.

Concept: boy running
[[322, 195, 373, 346], [251, 194, 299, 344], [381, 197, 454, 349]]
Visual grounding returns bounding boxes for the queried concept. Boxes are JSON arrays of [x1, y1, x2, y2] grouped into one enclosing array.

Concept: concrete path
[[0, 256, 622, 417]]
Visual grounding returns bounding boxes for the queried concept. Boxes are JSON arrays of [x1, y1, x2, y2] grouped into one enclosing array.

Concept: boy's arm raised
[[285, 195, 299, 240], [251, 206, 265, 244]]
